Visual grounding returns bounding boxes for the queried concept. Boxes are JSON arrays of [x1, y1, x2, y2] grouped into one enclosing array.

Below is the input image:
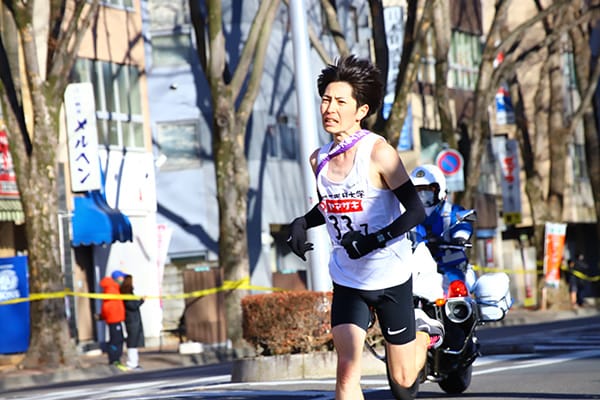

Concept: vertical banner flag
[[493, 51, 515, 125], [65, 83, 102, 192], [492, 136, 522, 225], [0, 130, 19, 198], [543, 222, 566, 288]]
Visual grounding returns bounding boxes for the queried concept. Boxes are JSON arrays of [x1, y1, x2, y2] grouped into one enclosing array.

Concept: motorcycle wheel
[[438, 364, 472, 394], [386, 358, 420, 400]]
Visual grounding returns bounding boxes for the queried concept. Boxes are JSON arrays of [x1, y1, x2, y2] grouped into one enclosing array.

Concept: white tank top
[[316, 132, 412, 290]]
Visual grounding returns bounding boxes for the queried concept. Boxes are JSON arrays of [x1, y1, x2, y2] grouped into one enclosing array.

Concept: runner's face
[[320, 81, 368, 136]]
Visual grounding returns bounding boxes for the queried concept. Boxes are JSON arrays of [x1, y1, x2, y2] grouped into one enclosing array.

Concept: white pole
[[289, 0, 331, 292]]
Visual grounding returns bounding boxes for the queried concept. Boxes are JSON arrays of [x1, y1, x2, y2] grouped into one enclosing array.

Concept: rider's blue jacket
[[411, 200, 473, 245]]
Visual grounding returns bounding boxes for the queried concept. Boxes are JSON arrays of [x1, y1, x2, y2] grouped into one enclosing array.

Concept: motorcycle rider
[[409, 164, 475, 289], [409, 164, 473, 246]]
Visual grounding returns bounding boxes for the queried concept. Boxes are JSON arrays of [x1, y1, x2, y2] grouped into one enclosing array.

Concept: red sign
[[436, 149, 463, 176], [0, 130, 19, 198]]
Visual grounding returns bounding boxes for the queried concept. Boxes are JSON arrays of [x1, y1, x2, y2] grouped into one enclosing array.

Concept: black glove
[[340, 230, 386, 259], [451, 237, 467, 246], [287, 217, 314, 261]]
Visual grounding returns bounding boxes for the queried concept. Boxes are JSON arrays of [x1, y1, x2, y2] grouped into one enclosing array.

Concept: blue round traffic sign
[[436, 149, 463, 176]]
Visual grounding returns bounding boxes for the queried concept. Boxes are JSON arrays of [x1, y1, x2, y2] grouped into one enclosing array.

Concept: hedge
[[241, 290, 382, 356]]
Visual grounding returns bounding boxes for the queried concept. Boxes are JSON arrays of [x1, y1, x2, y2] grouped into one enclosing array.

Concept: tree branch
[[230, 1, 272, 98], [320, 0, 349, 57], [237, 1, 281, 122], [49, 0, 100, 93]]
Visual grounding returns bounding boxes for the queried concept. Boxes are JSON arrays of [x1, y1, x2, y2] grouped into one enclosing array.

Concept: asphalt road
[[2, 315, 600, 400]]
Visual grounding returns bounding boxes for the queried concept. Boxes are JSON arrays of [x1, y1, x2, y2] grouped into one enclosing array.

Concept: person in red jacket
[[100, 270, 127, 371]]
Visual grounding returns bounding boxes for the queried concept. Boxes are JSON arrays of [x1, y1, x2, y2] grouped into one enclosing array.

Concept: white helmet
[[410, 164, 447, 211]]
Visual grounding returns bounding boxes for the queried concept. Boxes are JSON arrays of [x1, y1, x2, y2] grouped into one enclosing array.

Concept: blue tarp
[[72, 190, 132, 246]]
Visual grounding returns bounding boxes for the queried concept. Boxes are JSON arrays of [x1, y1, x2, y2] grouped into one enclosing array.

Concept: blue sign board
[[0, 256, 30, 354]]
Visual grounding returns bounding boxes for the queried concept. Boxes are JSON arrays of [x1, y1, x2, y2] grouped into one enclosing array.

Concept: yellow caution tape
[[471, 263, 599, 282], [0, 277, 282, 306]]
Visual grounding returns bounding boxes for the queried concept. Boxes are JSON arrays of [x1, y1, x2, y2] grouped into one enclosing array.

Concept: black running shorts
[[331, 278, 416, 345]]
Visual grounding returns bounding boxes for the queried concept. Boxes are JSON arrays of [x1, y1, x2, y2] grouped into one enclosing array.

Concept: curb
[[0, 365, 117, 392], [231, 351, 385, 382]]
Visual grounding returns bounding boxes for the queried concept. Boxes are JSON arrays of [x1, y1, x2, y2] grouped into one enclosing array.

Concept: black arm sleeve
[[304, 202, 325, 228], [376, 180, 426, 241]]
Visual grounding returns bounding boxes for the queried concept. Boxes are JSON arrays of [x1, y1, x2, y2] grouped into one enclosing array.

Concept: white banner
[[64, 83, 101, 192], [492, 136, 522, 225]]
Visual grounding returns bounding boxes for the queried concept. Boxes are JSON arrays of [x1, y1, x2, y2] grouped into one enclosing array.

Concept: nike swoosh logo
[[351, 241, 361, 254], [387, 327, 407, 335]]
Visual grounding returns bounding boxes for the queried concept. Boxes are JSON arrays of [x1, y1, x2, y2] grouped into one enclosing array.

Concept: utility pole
[[289, 0, 331, 292]]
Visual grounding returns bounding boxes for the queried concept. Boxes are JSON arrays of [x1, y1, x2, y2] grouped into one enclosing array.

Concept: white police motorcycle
[[366, 209, 512, 400]]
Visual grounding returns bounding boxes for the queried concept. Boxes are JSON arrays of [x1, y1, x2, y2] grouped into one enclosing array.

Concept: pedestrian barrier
[[1, 264, 597, 307]]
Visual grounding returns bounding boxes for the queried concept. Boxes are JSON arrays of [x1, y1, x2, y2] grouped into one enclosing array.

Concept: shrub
[[241, 290, 382, 356]]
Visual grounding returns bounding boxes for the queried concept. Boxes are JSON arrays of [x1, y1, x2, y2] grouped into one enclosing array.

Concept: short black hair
[[317, 55, 383, 119]]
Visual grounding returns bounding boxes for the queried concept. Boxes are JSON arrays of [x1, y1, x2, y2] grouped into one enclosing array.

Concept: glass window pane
[[96, 119, 108, 146], [117, 66, 129, 115], [156, 122, 200, 170], [72, 59, 90, 82], [129, 67, 141, 114], [122, 121, 144, 148], [92, 62, 105, 111], [151, 33, 192, 67], [132, 122, 144, 148], [102, 62, 116, 112], [279, 125, 297, 160], [419, 128, 443, 164], [108, 120, 120, 146]]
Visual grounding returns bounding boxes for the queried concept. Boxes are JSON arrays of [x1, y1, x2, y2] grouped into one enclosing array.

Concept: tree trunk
[[212, 96, 250, 347], [19, 121, 76, 367], [198, 0, 280, 349], [431, 0, 455, 148]]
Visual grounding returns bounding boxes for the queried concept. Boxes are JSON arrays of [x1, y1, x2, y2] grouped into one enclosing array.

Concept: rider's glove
[[450, 237, 467, 246], [340, 230, 386, 259], [286, 217, 314, 261]]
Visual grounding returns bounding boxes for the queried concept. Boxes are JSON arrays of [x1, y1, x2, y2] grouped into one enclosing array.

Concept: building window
[[448, 31, 482, 90], [151, 30, 194, 68], [266, 118, 297, 160], [419, 128, 443, 164], [72, 59, 144, 149], [155, 121, 201, 170]]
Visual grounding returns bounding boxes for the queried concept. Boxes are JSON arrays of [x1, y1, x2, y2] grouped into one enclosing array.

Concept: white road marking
[[474, 349, 600, 376]]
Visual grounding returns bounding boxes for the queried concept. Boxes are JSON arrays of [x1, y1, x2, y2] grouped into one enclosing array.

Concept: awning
[[71, 190, 133, 246], [0, 199, 24, 223]]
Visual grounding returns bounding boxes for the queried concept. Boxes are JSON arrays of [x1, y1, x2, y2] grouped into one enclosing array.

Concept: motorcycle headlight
[[444, 297, 473, 324]]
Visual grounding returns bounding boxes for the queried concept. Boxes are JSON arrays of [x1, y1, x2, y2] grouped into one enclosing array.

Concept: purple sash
[[315, 129, 371, 177]]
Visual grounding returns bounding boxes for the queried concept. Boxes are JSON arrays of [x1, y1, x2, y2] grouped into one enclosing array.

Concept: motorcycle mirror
[[456, 209, 477, 223]]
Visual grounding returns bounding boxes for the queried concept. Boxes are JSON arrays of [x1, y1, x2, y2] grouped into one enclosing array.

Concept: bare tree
[[463, 0, 600, 254], [188, 0, 281, 347], [0, 0, 100, 368], [568, 0, 600, 240], [382, 0, 434, 146]]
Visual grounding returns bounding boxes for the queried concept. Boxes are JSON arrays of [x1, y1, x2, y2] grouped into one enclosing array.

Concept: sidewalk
[[1, 305, 599, 392]]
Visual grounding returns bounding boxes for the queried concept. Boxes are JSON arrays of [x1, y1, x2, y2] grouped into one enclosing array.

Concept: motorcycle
[[365, 209, 512, 400]]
